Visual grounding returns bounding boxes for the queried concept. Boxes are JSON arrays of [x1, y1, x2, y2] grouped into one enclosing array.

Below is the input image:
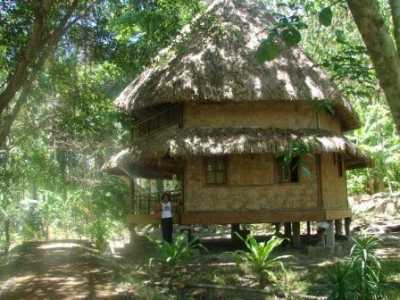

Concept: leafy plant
[[327, 262, 355, 300], [149, 234, 203, 268], [234, 235, 284, 286], [327, 235, 386, 300], [350, 236, 385, 300]]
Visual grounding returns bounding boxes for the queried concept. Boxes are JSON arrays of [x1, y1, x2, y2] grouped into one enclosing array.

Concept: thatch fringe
[[115, 0, 360, 131], [103, 127, 370, 175]]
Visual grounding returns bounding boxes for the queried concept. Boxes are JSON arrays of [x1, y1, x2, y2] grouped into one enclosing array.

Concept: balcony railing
[[134, 190, 182, 215], [132, 105, 183, 139]]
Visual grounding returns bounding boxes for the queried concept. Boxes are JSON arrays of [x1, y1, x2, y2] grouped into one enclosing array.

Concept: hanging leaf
[[256, 38, 280, 62], [282, 27, 301, 47], [335, 30, 346, 44], [319, 7, 333, 27]]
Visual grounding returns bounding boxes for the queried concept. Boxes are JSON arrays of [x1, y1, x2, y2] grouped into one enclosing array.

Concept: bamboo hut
[[103, 0, 370, 246]]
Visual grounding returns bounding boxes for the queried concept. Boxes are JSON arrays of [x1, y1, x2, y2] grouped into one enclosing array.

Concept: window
[[205, 157, 227, 184], [276, 157, 299, 183], [333, 153, 343, 177]]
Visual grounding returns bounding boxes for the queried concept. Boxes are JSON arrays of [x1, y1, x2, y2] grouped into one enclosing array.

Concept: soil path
[[0, 240, 128, 300]]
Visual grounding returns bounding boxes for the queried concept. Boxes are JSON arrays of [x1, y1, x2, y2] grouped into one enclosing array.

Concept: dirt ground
[[1, 196, 400, 300], [0, 240, 131, 300]]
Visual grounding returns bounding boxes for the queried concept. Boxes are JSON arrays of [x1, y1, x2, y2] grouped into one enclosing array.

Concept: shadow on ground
[[0, 240, 132, 300]]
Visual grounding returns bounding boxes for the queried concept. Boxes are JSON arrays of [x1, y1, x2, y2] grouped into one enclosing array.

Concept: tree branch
[[0, 0, 81, 116], [389, 0, 400, 57], [0, 3, 49, 114], [0, 86, 31, 148], [347, 0, 400, 134]]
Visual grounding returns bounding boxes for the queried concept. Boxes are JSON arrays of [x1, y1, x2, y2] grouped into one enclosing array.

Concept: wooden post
[[231, 224, 241, 240], [335, 219, 343, 236], [274, 223, 281, 235], [292, 222, 301, 248], [326, 220, 335, 248], [307, 221, 311, 236], [344, 217, 351, 238], [128, 177, 137, 246], [284, 222, 292, 238]]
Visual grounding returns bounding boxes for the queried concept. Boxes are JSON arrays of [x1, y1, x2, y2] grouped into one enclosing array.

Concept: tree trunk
[[0, 0, 79, 115], [4, 219, 10, 253], [0, 87, 31, 148], [390, 0, 400, 55], [347, 0, 400, 133]]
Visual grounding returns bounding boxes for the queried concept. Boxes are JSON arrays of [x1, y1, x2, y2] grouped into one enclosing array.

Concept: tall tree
[[347, 0, 400, 134], [0, 0, 89, 146], [258, 0, 400, 134]]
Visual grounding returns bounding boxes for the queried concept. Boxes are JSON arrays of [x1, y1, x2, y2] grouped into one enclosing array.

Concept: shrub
[[149, 234, 203, 268], [234, 235, 284, 286], [350, 236, 385, 300], [327, 262, 354, 300], [328, 235, 386, 300]]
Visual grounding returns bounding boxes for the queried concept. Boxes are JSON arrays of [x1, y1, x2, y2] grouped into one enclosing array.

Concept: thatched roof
[[103, 127, 370, 176], [115, 0, 360, 131], [101, 149, 180, 178]]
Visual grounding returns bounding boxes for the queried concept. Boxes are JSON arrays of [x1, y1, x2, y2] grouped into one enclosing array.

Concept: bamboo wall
[[321, 153, 348, 209], [184, 154, 319, 212], [183, 153, 348, 214], [184, 102, 342, 133]]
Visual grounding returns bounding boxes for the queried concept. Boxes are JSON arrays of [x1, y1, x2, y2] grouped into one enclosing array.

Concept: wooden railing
[[132, 105, 183, 139], [134, 190, 182, 215]]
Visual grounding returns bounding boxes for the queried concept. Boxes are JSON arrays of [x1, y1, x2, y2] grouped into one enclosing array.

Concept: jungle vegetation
[[0, 0, 399, 250]]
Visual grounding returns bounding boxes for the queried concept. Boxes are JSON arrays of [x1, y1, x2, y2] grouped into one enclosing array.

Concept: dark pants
[[161, 217, 173, 243]]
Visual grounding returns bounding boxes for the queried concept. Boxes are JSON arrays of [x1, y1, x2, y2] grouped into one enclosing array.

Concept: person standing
[[160, 192, 173, 243]]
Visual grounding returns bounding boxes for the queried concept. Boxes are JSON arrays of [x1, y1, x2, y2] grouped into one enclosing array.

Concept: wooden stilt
[[274, 223, 281, 235], [326, 220, 335, 248], [344, 217, 351, 239], [307, 221, 311, 236], [292, 222, 301, 248], [284, 222, 292, 238], [335, 219, 343, 236], [231, 224, 240, 239]]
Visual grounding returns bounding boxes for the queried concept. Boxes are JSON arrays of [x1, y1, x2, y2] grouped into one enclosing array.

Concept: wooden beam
[[127, 209, 352, 226], [326, 209, 352, 220], [180, 209, 352, 225], [127, 214, 180, 225], [307, 221, 311, 236]]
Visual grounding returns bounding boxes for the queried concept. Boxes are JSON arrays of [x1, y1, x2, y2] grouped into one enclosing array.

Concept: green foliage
[[350, 236, 386, 299], [282, 27, 302, 46], [327, 262, 355, 300], [256, 39, 281, 62], [234, 235, 284, 285], [277, 140, 311, 177], [314, 100, 335, 116], [149, 234, 203, 268], [328, 235, 386, 300], [319, 7, 333, 27], [0, 0, 200, 247], [256, 12, 307, 62]]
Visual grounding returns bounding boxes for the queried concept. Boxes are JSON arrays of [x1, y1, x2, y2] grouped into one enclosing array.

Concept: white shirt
[[161, 201, 172, 219]]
